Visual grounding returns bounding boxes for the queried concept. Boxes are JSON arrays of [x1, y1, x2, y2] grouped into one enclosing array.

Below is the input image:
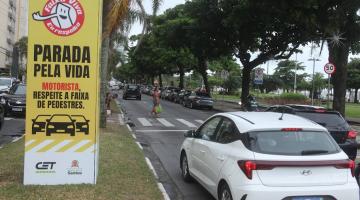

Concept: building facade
[[15, 0, 28, 41], [0, 0, 17, 71]]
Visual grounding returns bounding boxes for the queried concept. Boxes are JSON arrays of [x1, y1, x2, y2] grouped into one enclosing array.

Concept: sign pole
[[327, 74, 331, 109]]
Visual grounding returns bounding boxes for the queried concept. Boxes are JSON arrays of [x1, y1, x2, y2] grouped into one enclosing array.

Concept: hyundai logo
[[300, 170, 312, 176]]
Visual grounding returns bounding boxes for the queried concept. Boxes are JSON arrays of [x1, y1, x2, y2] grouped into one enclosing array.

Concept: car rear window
[[295, 112, 349, 129], [128, 85, 138, 90], [196, 92, 210, 97], [245, 131, 340, 156]]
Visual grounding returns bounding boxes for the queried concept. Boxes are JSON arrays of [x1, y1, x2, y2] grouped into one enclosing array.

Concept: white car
[[180, 112, 359, 200]]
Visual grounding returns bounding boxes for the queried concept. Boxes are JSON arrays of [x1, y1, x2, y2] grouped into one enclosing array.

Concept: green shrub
[[279, 93, 307, 101]]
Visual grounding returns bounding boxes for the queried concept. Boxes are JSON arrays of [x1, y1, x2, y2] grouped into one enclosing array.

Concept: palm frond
[[152, 0, 163, 16], [105, 0, 133, 36]]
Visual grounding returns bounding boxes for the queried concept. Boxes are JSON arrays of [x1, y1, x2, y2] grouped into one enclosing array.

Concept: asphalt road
[[117, 91, 226, 200], [0, 115, 25, 148]]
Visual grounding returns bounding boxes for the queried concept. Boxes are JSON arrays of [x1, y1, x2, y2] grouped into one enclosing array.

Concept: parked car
[[0, 77, 16, 94], [168, 88, 181, 102], [180, 112, 358, 200], [161, 86, 177, 100], [0, 84, 26, 116], [266, 105, 357, 161], [183, 91, 214, 110], [175, 90, 191, 104], [123, 84, 141, 100]]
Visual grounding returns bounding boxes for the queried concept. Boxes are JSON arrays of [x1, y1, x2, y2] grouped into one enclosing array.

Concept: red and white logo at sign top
[[324, 63, 336, 75], [32, 0, 85, 36]]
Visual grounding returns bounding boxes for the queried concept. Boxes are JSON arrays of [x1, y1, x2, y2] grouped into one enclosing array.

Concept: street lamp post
[[294, 54, 298, 93], [308, 58, 320, 105]]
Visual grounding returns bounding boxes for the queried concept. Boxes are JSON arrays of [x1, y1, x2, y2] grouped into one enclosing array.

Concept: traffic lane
[[117, 91, 216, 199], [0, 117, 25, 147], [117, 91, 218, 130], [137, 130, 215, 200]]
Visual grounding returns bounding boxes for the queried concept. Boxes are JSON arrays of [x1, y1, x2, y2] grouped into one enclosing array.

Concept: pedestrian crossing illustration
[[135, 118, 205, 128]]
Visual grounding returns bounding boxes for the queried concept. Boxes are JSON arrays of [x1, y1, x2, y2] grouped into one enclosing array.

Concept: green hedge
[[279, 93, 307, 101]]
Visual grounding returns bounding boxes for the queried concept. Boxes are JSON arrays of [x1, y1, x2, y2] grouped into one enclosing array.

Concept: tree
[[347, 58, 360, 103], [220, 0, 319, 105], [101, 0, 163, 127], [273, 60, 306, 92]]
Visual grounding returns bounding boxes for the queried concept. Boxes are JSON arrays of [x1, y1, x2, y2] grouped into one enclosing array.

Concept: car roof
[[216, 112, 327, 133], [286, 104, 326, 109]]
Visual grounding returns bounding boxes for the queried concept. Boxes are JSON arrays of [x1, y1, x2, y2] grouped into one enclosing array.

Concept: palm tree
[[100, 0, 163, 127]]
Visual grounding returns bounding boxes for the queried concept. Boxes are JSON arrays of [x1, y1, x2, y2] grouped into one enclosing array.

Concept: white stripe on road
[[12, 136, 23, 143], [195, 120, 204, 124], [136, 142, 143, 150], [176, 119, 197, 128], [136, 130, 188, 133], [138, 118, 152, 127], [157, 118, 174, 127], [4, 117, 13, 121]]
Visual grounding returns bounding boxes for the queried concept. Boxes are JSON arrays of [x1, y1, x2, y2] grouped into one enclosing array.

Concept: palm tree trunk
[[100, 37, 110, 128]]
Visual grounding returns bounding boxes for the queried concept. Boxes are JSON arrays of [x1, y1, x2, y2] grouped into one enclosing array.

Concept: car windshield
[[0, 78, 11, 86], [296, 112, 349, 129], [196, 92, 210, 97], [50, 115, 72, 123], [11, 85, 26, 95], [245, 131, 339, 156]]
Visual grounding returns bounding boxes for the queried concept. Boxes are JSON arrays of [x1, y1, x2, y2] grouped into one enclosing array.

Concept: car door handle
[[216, 156, 225, 161]]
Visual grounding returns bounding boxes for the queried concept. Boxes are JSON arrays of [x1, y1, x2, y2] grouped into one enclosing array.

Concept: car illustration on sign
[[71, 115, 89, 135], [32, 115, 51, 134], [46, 114, 76, 136]]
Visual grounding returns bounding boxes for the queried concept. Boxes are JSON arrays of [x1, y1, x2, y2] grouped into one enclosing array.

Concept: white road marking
[[4, 117, 13, 121], [157, 118, 174, 127], [136, 130, 188, 133], [132, 134, 137, 139], [126, 124, 132, 132], [176, 119, 197, 128], [157, 183, 171, 200], [145, 157, 158, 179], [136, 142, 143, 150], [195, 120, 204, 124], [138, 118, 152, 127], [12, 136, 23, 143]]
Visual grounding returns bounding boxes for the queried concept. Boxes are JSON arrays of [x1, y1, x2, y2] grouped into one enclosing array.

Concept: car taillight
[[281, 128, 302, 132], [237, 161, 273, 179], [334, 160, 355, 177], [238, 161, 257, 179], [347, 130, 357, 139]]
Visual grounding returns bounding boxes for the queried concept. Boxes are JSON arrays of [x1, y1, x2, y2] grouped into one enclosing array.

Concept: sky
[[130, 0, 360, 76]]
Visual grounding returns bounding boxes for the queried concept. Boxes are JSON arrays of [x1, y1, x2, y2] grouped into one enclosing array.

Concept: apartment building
[[15, 0, 28, 41], [0, 0, 17, 70]]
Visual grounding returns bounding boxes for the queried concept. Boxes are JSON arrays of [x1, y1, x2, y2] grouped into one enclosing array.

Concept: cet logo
[[35, 162, 56, 174], [68, 160, 83, 175], [32, 0, 85, 36]]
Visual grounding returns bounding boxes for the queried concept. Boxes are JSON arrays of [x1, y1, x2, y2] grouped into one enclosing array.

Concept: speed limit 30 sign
[[324, 63, 336, 75]]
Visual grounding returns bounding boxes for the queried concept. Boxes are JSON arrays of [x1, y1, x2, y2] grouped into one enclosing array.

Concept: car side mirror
[[184, 130, 196, 138], [32, 119, 35, 123], [46, 120, 50, 123], [86, 120, 90, 123], [72, 120, 76, 123]]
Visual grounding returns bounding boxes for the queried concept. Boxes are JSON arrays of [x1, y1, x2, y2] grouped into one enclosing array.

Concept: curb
[[12, 135, 24, 143], [117, 112, 171, 200]]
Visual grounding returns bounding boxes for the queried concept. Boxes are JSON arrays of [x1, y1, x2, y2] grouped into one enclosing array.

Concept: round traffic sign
[[324, 63, 336, 75]]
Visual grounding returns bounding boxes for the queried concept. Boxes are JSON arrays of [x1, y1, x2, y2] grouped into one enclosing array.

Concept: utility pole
[[308, 58, 320, 105], [294, 53, 297, 93]]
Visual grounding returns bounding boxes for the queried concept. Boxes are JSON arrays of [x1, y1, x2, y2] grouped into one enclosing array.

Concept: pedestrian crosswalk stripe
[[157, 118, 174, 127], [138, 118, 152, 126], [195, 120, 204, 124], [176, 119, 197, 128]]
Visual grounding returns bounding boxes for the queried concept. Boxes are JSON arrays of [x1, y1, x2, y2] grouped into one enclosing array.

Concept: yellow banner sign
[[24, 0, 102, 185]]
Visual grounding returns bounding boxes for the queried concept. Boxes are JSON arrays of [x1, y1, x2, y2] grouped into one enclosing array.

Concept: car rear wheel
[[181, 153, 192, 182], [219, 182, 233, 200]]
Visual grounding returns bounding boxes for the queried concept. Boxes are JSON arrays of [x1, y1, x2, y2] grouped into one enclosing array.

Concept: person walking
[[151, 82, 161, 117]]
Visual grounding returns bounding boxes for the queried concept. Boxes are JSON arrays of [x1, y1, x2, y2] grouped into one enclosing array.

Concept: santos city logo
[[32, 0, 85, 36]]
